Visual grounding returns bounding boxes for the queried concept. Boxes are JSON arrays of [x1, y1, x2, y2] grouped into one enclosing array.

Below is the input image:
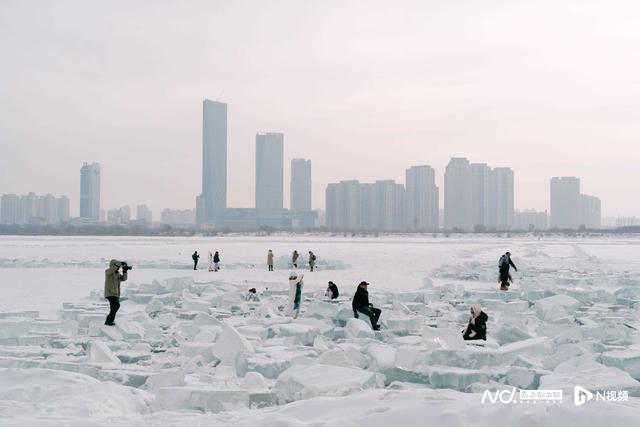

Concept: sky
[[1, 0, 639, 218]]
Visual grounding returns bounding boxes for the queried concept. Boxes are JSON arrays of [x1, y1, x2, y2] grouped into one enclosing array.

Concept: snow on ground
[[1, 235, 640, 426]]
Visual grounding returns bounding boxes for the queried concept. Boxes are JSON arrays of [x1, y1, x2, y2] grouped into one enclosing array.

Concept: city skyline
[[2, 1, 639, 217]]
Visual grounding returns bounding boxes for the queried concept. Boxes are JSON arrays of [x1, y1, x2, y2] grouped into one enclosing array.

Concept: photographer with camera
[[104, 259, 131, 326]]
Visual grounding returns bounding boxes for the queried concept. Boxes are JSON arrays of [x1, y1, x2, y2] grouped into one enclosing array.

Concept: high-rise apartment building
[[444, 158, 472, 230], [256, 132, 284, 224], [405, 165, 439, 231], [493, 167, 514, 229], [80, 162, 100, 220], [290, 159, 312, 213], [197, 99, 227, 227]]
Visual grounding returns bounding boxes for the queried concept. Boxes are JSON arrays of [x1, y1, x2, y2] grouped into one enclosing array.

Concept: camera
[[121, 262, 133, 272]]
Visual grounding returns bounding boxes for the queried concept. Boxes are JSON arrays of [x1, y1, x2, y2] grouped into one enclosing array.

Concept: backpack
[[311, 254, 317, 261]]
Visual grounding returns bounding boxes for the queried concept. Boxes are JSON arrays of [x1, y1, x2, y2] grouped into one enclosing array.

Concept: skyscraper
[[290, 159, 312, 212], [80, 162, 100, 220], [469, 163, 492, 229], [405, 165, 439, 231], [325, 180, 361, 230], [198, 99, 227, 227], [444, 158, 472, 230], [550, 177, 581, 229], [493, 167, 514, 229], [256, 132, 284, 224]]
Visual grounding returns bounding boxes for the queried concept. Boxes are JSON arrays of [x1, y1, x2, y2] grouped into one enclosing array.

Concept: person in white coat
[[207, 251, 214, 272], [287, 271, 304, 318]]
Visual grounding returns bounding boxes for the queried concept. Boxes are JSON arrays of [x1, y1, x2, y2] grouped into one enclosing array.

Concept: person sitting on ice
[[352, 281, 381, 331], [287, 272, 304, 318], [462, 304, 488, 341], [244, 287, 260, 302], [325, 281, 339, 299], [498, 251, 517, 290]]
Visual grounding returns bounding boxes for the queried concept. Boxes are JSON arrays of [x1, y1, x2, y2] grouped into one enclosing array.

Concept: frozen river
[[1, 234, 639, 426]]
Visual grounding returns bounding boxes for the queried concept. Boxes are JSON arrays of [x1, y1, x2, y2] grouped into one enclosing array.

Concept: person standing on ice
[[463, 304, 488, 341], [213, 251, 220, 272], [267, 249, 274, 271], [207, 251, 214, 272], [286, 271, 304, 318], [308, 250, 316, 272], [292, 250, 299, 268], [352, 281, 381, 330], [192, 251, 199, 270], [498, 251, 517, 290], [104, 259, 128, 326]]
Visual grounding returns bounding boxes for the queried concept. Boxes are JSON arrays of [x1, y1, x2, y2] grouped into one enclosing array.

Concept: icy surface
[[1, 235, 640, 426]]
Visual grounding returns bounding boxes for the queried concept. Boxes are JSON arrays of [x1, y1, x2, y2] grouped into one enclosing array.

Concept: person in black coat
[[326, 281, 339, 299], [352, 281, 381, 330], [498, 251, 517, 290], [213, 251, 220, 272], [192, 251, 199, 270], [463, 304, 488, 341]]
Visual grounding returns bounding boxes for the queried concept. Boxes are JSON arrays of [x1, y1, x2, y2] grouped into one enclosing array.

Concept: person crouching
[[463, 304, 488, 341]]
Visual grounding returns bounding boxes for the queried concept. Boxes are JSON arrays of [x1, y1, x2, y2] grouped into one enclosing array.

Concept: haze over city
[[2, 0, 639, 217]]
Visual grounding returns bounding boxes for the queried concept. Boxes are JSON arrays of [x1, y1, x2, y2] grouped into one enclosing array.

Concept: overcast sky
[[1, 0, 639, 218]]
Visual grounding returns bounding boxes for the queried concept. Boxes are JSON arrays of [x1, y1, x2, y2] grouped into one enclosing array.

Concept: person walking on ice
[[213, 251, 220, 272], [463, 304, 488, 341], [287, 271, 304, 318], [352, 281, 381, 330], [498, 251, 517, 291], [267, 249, 274, 271], [292, 250, 299, 268], [192, 251, 199, 270], [207, 251, 214, 272], [308, 251, 316, 272]]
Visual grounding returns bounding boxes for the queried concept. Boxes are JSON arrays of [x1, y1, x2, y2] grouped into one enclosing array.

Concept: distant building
[[514, 209, 548, 230], [80, 162, 100, 221], [136, 205, 153, 224], [1, 193, 69, 225], [444, 158, 472, 230], [580, 194, 601, 229], [326, 180, 362, 230], [107, 206, 131, 225], [469, 163, 492, 229], [550, 177, 600, 229], [493, 167, 514, 229], [405, 165, 439, 231], [0, 194, 20, 224], [290, 159, 312, 212], [197, 99, 227, 227], [255, 132, 284, 226], [161, 208, 195, 226], [370, 180, 404, 231]]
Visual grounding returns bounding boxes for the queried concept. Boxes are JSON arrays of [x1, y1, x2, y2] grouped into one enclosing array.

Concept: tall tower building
[[405, 165, 439, 231], [198, 99, 227, 227], [80, 162, 100, 220], [256, 132, 284, 223], [290, 159, 312, 212], [493, 167, 514, 229], [444, 157, 472, 230], [550, 177, 581, 229], [469, 163, 492, 229]]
